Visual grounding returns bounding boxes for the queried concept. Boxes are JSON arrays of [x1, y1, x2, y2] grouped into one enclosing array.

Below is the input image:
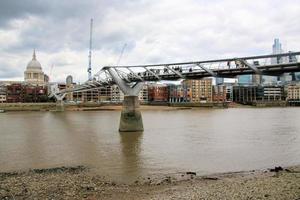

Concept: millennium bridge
[[51, 51, 300, 132]]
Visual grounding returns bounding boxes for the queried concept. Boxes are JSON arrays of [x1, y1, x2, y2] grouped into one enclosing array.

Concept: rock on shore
[[1, 165, 300, 200]]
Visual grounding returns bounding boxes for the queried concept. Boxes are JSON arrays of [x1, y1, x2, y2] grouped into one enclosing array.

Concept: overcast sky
[[0, 0, 299, 83]]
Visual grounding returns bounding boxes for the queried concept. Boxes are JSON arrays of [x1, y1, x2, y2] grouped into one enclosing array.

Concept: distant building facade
[[138, 84, 148, 103], [287, 84, 300, 101], [233, 85, 284, 104], [262, 86, 284, 101], [6, 83, 23, 103], [212, 85, 227, 102], [111, 85, 124, 102], [168, 84, 189, 103], [233, 86, 260, 104], [182, 79, 212, 103], [0, 95, 6, 103], [66, 75, 75, 102], [0, 84, 7, 103], [4, 83, 48, 103], [238, 75, 252, 85], [226, 86, 233, 101], [148, 83, 168, 102]]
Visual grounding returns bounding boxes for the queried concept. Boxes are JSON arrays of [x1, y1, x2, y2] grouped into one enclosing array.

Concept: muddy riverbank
[[0, 103, 210, 112], [1, 165, 299, 199]]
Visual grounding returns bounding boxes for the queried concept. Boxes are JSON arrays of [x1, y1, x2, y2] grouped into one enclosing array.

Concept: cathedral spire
[[33, 49, 36, 60]]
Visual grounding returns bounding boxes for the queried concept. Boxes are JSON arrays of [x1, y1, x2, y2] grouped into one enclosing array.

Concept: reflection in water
[[119, 132, 143, 181], [0, 108, 300, 182]]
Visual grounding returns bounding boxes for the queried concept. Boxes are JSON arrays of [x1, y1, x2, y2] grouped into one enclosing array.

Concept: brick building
[[0, 84, 7, 103], [6, 84, 23, 103], [5, 83, 48, 103], [148, 84, 168, 102], [212, 85, 227, 102], [287, 84, 300, 106], [168, 84, 189, 103]]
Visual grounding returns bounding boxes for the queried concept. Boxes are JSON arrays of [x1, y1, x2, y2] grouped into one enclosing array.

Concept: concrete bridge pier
[[49, 84, 67, 112], [119, 96, 143, 132], [107, 68, 144, 132], [53, 93, 66, 112], [56, 99, 65, 112]]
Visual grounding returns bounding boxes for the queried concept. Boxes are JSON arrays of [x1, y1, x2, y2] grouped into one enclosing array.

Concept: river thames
[[0, 108, 300, 182]]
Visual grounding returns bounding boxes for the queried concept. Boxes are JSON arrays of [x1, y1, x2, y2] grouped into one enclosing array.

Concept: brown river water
[[0, 108, 300, 182]]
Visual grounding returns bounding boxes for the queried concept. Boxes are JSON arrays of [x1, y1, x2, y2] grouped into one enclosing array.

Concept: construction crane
[[116, 43, 127, 66], [48, 64, 54, 82], [88, 18, 93, 81]]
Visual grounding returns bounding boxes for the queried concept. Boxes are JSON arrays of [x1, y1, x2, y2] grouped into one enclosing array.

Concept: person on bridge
[[227, 61, 231, 69]]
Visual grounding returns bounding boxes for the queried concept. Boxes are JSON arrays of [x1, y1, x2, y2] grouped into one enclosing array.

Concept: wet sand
[[1, 165, 299, 199]]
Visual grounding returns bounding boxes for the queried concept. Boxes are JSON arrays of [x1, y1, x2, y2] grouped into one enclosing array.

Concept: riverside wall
[[0, 103, 57, 111], [0, 101, 294, 112]]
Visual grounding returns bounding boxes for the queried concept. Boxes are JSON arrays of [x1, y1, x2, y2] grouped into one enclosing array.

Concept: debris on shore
[[269, 166, 283, 172]]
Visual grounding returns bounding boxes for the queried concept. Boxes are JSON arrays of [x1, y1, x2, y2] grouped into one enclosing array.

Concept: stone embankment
[[0, 103, 56, 111], [1, 165, 299, 199], [0, 103, 196, 112]]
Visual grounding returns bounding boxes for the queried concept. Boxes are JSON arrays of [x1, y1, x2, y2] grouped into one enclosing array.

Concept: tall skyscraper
[[238, 75, 252, 85], [263, 38, 286, 85], [237, 74, 262, 86], [271, 38, 283, 64], [215, 77, 224, 85]]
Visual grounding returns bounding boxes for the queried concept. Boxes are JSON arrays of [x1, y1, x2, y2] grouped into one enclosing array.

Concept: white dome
[[27, 60, 42, 69], [26, 50, 42, 70]]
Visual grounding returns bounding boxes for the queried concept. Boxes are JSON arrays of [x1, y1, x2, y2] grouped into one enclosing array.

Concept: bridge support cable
[[165, 65, 184, 78], [143, 67, 161, 80], [49, 86, 67, 111], [107, 67, 143, 96], [237, 59, 261, 74], [127, 68, 144, 81], [196, 63, 217, 77], [114, 68, 131, 83]]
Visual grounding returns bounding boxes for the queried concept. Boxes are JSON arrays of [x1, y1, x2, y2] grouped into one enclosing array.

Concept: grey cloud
[[0, 0, 106, 27], [0, 0, 47, 27], [0, 64, 22, 78], [1, 0, 146, 54], [0, 0, 300, 81]]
